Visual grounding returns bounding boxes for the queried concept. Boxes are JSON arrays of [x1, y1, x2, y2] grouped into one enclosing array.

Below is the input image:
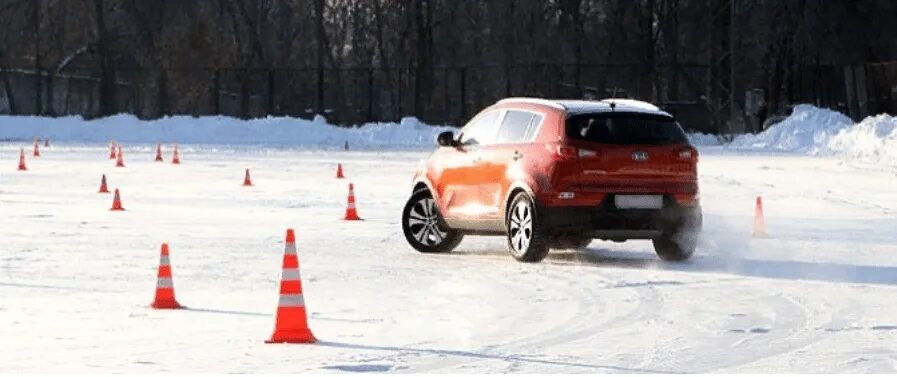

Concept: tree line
[[0, 0, 893, 131]]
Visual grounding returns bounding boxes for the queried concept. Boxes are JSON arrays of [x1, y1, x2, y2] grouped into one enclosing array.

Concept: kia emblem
[[632, 151, 649, 161]]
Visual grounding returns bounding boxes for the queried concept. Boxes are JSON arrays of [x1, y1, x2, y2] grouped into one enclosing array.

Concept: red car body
[[404, 98, 702, 262]]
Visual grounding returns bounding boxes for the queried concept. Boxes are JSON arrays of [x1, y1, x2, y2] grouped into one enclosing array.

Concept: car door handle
[[512, 151, 524, 161]]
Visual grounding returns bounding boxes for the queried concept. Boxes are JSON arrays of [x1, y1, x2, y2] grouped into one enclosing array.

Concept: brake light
[[546, 143, 579, 160], [557, 145, 578, 159], [676, 147, 698, 162]]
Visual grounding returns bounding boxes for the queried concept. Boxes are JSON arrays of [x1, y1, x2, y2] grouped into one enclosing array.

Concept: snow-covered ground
[[1, 141, 896, 372]]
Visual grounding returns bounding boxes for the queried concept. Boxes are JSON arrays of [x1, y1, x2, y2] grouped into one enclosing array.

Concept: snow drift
[[730, 104, 897, 167], [730, 105, 854, 153], [827, 113, 897, 167], [0, 114, 454, 149]]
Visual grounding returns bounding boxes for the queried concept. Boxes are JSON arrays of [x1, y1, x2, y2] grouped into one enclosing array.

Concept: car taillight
[[557, 145, 578, 159], [676, 147, 698, 162], [546, 143, 579, 160]]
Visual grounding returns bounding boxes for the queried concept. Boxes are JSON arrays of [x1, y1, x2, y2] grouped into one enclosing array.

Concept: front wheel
[[402, 189, 463, 253], [505, 192, 550, 263]]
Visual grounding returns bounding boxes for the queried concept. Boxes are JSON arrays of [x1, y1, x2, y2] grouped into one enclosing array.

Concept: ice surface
[[0, 142, 895, 372]]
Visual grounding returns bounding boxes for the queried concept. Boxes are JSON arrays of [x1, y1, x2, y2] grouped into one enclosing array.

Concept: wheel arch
[[503, 181, 537, 221]]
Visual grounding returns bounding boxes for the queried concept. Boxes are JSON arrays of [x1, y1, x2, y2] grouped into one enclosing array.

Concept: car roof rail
[[598, 98, 661, 111], [496, 97, 566, 110]]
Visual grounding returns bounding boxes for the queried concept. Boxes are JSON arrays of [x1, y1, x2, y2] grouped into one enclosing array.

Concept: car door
[[478, 110, 543, 225], [436, 110, 502, 224]]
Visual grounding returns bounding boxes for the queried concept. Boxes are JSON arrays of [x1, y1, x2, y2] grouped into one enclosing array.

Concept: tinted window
[[566, 113, 688, 145], [495, 110, 535, 144], [460, 111, 500, 146]]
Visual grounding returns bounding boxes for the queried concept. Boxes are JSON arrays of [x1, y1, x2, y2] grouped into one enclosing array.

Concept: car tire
[[652, 230, 697, 261], [402, 189, 463, 253], [551, 236, 593, 250], [505, 192, 550, 263]]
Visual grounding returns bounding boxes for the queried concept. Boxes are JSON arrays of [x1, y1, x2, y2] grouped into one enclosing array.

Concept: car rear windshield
[[565, 112, 688, 145]]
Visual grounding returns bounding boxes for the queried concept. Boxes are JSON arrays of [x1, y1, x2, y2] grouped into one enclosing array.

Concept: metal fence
[[791, 62, 897, 121], [0, 64, 714, 128], [6, 62, 885, 131]]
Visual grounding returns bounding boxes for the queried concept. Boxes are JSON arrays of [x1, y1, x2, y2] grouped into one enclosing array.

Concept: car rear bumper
[[538, 195, 702, 240]]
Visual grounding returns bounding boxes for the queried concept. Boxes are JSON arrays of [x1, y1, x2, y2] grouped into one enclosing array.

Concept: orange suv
[[402, 98, 701, 262]]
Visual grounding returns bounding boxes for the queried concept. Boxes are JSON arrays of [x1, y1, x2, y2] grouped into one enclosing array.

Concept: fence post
[[854, 65, 869, 119], [397, 69, 403, 120], [268, 69, 275, 115], [367, 68, 374, 123], [213, 69, 220, 114], [459, 67, 467, 124]]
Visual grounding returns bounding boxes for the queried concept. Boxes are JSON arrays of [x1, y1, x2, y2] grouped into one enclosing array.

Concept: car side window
[[460, 111, 501, 146], [495, 110, 535, 144], [523, 114, 544, 140]]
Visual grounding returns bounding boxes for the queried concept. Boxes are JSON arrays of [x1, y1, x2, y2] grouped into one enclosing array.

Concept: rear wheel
[[652, 230, 697, 261], [506, 192, 550, 262], [402, 189, 463, 253]]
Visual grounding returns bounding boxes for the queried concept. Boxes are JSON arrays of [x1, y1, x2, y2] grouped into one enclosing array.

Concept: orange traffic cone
[[243, 168, 253, 186], [344, 183, 362, 221], [115, 146, 125, 167], [17, 148, 27, 171], [267, 229, 316, 344], [752, 196, 768, 238], [110, 188, 125, 211], [151, 243, 183, 309], [171, 144, 180, 164], [98, 174, 110, 193], [336, 163, 345, 179], [109, 142, 117, 159], [33, 139, 40, 157], [154, 143, 163, 162]]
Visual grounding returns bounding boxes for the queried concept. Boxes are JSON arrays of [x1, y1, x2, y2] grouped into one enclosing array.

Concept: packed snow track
[[1, 144, 895, 373]]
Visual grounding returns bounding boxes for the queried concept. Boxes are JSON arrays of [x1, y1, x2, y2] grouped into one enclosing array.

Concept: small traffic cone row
[[243, 168, 253, 186], [151, 243, 183, 310], [33, 139, 40, 157], [154, 143, 164, 162], [267, 229, 316, 344], [336, 163, 345, 179], [98, 174, 110, 193], [17, 148, 27, 171], [115, 146, 126, 167], [343, 183, 362, 221], [110, 188, 125, 211], [109, 142, 117, 159], [171, 144, 180, 164], [751, 196, 769, 238]]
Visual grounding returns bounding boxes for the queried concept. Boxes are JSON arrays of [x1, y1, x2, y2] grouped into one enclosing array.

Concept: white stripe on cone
[[278, 294, 305, 308], [281, 268, 301, 281], [156, 277, 174, 288]]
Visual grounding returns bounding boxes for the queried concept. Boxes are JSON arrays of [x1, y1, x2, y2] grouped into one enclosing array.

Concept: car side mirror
[[436, 131, 457, 147]]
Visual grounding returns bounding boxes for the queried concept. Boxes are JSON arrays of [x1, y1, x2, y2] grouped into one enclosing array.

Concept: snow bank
[[729, 105, 854, 153], [0, 114, 454, 149], [727, 104, 897, 167], [827, 114, 897, 166]]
